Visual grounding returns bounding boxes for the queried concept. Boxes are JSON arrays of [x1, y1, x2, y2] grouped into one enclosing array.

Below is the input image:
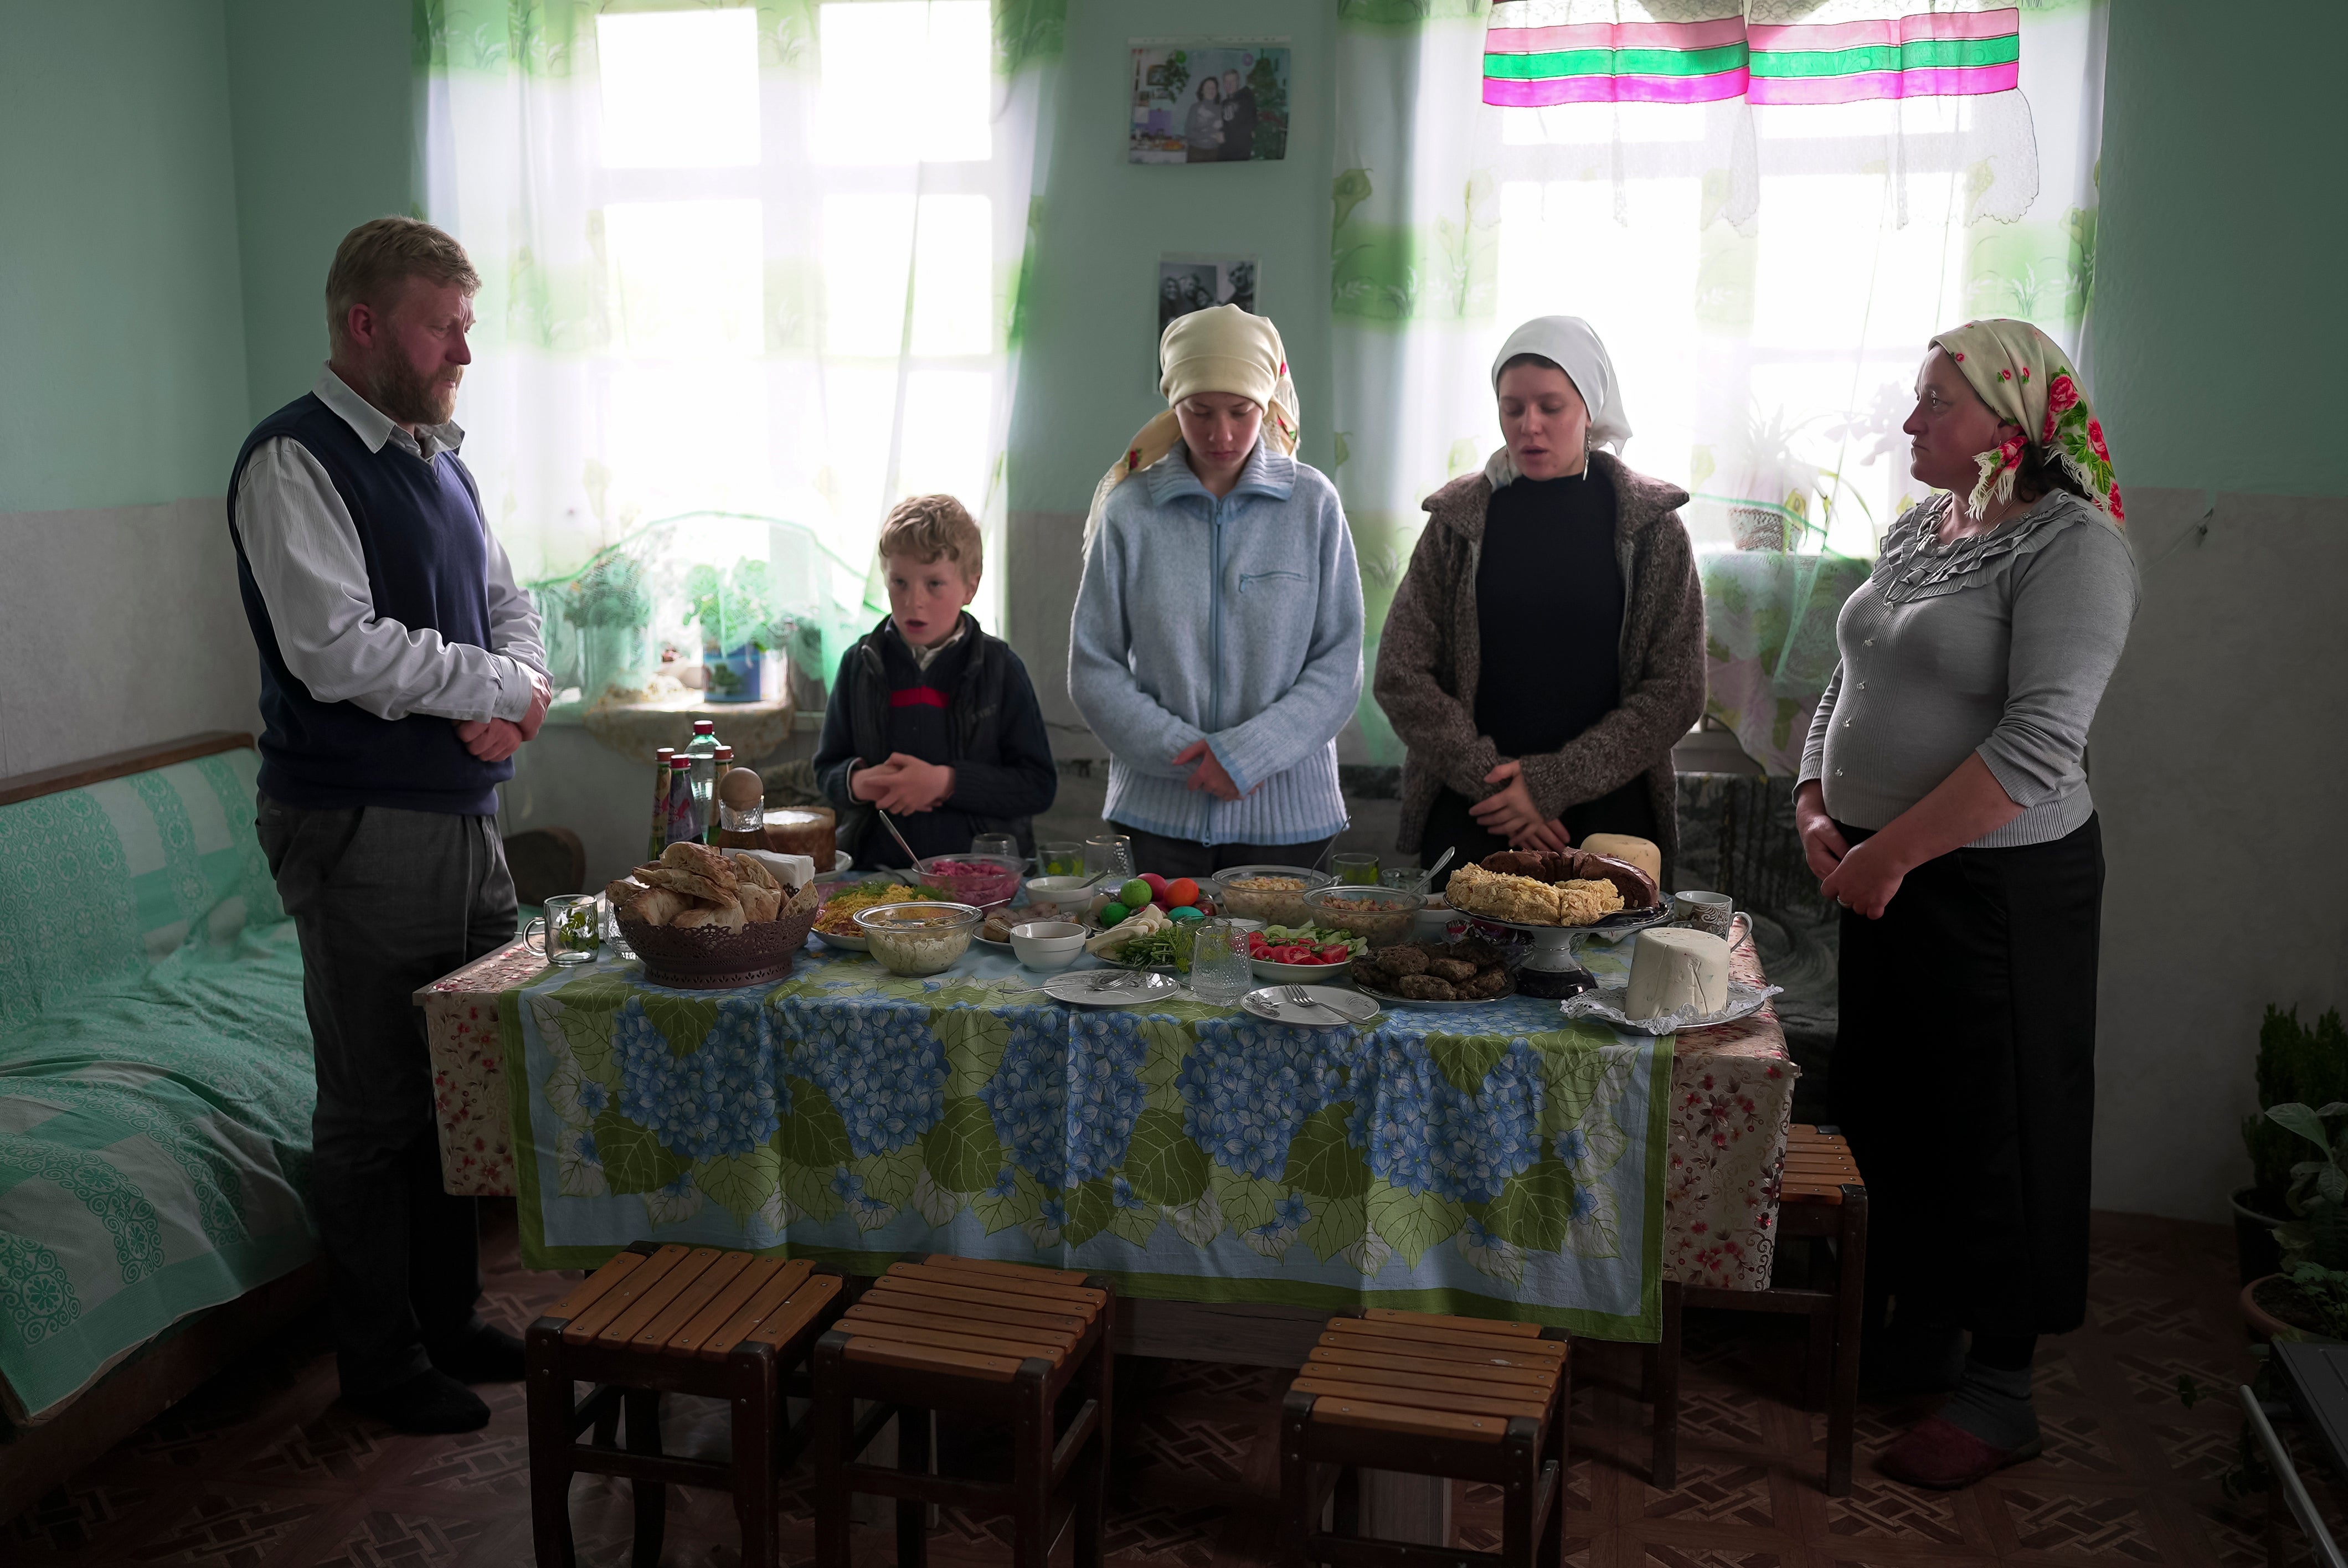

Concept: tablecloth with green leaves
[[505, 943, 1675, 1340]]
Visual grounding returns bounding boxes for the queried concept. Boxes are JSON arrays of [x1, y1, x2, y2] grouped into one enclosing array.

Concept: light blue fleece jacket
[[1068, 441, 1364, 846]]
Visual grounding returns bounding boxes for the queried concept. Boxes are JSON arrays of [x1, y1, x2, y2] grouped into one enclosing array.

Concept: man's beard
[[368, 350, 460, 427]]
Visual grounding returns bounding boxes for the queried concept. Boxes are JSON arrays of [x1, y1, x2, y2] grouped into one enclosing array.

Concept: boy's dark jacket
[[813, 612, 1057, 866]]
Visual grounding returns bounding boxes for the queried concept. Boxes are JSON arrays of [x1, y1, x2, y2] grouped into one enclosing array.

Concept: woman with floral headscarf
[[1796, 320, 2136, 1489], [1069, 305, 1362, 879]]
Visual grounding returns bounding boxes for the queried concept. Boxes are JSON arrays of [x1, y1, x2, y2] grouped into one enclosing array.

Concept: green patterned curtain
[[419, 0, 1063, 718], [1332, 0, 2106, 773]]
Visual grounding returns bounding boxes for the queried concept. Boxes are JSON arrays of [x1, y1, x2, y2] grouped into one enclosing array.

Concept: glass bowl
[[1299, 884, 1425, 948], [853, 901, 982, 975], [913, 854, 1025, 910], [1207, 864, 1331, 927]]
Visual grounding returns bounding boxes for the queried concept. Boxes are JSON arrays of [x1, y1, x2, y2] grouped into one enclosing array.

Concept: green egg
[[1100, 901, 1131, 926], [1118, 878, 1152, 909], [1167, 904, 1204, 923]]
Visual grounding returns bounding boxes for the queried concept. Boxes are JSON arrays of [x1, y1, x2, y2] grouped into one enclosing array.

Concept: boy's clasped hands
[[851, 753, 955, 814]]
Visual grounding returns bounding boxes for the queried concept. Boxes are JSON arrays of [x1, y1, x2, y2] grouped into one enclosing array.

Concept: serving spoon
[[1414, 846, 1458, 894]]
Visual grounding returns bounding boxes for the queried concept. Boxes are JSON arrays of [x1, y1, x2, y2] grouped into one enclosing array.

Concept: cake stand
[[1477, 902, 1675, 999]]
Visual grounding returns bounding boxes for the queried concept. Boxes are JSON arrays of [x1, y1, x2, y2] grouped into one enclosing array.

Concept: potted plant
[[685, 558, 791, 704], [2237, 1007, 2348, 1282], [2241, 1101, 2348, 1340]]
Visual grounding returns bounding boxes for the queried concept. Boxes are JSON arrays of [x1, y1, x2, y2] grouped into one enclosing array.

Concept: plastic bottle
[[683, 719, 722, 845], [664, 754, 700, 847], [647, 746, 675, 862]]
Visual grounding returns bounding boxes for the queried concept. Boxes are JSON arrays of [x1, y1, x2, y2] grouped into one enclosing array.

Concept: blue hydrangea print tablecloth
[[503, 937, 1678, 1340]]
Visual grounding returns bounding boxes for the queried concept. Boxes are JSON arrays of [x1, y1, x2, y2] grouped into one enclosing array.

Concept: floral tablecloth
[[423, 932, 1799, 1322]]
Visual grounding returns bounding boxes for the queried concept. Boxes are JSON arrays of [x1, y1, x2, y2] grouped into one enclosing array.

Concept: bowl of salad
[[1247, 924, 1366, 983]]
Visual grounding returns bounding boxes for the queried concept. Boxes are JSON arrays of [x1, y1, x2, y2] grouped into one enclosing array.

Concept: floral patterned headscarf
[[1929, 318, 2122, 525]]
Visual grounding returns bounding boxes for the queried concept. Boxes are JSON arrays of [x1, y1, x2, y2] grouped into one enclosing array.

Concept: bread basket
[[617, 881, 820, 990]]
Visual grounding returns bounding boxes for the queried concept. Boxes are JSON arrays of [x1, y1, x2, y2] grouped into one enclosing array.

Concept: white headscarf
[[1482, 316, 1633, 489]]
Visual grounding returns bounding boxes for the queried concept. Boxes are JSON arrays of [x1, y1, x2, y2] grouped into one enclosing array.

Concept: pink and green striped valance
[[1483, 4, 2021, 110]]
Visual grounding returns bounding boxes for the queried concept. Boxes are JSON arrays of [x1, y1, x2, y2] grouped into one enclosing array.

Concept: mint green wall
[[224, 0, 420, 421], [1007, 1, 1337, 513], [2090, 0, 2348, 497], [0, 0, 249, 514]]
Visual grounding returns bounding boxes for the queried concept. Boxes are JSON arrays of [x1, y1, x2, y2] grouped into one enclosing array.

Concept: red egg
[[1165, 876, 1200, 908], [1140, 873, 1168, 900]]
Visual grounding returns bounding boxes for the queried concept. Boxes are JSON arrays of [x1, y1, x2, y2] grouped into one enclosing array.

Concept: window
[[424, 0, 1044, 716]]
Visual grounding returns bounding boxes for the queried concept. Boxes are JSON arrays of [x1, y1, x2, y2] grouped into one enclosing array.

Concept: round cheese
[[1579, 833, 1661, 885], [1625, 926, 1731, 1022]]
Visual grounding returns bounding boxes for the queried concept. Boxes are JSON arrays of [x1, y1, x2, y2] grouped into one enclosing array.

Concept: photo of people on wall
[[1129, 41, 1290, 164]]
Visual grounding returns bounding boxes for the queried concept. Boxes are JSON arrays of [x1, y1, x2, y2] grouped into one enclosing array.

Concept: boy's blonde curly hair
[[878, 494, 982, 583]]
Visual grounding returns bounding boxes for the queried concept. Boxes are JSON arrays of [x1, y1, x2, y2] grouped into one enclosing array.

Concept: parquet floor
[[6, 1207, 2331, 1568]]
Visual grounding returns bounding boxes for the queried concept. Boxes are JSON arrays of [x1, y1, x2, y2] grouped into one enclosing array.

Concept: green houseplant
[[684, 558, 791, 702], [2237, 1007, 2348, 1282], [2242, 1100, 2348, 1341]]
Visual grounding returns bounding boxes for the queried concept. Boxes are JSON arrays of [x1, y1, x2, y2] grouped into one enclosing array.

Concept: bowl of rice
[[853, 901, 983, 976], [1207, 865, 1331, 927], [914, 854, 1025, 911], [812, 876, 948, 951]]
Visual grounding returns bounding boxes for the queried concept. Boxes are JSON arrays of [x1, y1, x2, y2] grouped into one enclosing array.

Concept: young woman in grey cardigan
[[1796, 319, 2135, 1490], [1374, 317, 1706, 885]]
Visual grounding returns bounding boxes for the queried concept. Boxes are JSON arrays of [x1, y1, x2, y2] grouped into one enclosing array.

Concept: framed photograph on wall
[[1158, 254, 1259, 333], [1129, 40, 1290, 164]]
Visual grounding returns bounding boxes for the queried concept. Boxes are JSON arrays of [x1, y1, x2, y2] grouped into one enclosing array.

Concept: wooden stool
[[1652, 1123, 1870, 1495], [526, 1242, 846, 1568], [1280, 1308, 1572, 1568], [812, 1255, 1115, 1568]]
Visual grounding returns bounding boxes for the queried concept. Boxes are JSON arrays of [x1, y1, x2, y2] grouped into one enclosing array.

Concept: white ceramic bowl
[[1023, 875, 1098, 916], [1010, 919, 1087, 971]]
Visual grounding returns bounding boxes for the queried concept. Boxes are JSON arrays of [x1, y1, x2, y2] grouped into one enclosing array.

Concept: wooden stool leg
[[813, 1337, 853, 1568], [1827, 1190, 1870, 1498], [1805, 1303, 1835, 1411], [1502, 1422, 1539, 1568], [1279, 1391, 1314, 1553], [895, 1404, 932, 1568], [593, 1397, 621, 1450], [526, 1337, 579, 1568], [733, 1354, 779, 1568], [1651, 1280, 1681, 1492], [1543, 1353, 1571, 1568], [1011, 1363, 1052, 1568], [626, 1389, 666, 1568], [1076, 1326, 1113, 1568], [1334, 1463, 1361, 1538]]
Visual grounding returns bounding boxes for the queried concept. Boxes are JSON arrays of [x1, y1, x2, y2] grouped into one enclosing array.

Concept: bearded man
[[228, 216, 551, 1433]]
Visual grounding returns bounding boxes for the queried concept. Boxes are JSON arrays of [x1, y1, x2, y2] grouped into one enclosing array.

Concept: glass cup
[[528, 894, 603, 966], [1038, 840, 1085, 878], [1379, 867, 1424, 892], [1331, 852, 1381, 886], [599, 893, 637, 961], [971, 833, 1021, 863], [1085, 834, 1134, 881], [1187, 917, 1254, 1005]]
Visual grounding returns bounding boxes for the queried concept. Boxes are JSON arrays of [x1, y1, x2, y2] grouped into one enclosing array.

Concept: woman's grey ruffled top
[[1799, 489, 2140, 848]]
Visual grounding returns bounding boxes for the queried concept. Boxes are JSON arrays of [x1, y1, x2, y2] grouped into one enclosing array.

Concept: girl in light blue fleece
[[1068, 305, 1363, 879]]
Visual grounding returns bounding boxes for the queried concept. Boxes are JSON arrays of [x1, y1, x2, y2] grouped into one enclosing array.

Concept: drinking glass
[[971, 833, 1021, 863], [1038, 841, 1085, 878], [1085, 834, 1134, 881], [528, 894, 603, 966], [1331, 852, 1381, 886], [1379, 867, 1423, 891], [1187, 917, 1253, 1005]]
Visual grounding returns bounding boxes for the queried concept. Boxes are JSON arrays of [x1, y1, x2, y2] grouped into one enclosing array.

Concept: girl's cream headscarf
[[1929, 318, 2123, 524], [1084, 305, 1300, 550]]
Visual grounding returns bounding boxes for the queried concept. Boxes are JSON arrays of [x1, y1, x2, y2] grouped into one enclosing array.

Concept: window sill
[[564, 692, 799, 765]]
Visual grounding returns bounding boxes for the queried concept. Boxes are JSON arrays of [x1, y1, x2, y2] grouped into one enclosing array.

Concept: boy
[[814, 495, 1057, 868]]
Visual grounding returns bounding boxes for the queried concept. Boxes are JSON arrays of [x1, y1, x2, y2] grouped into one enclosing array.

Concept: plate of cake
[[1560, 925, 1780, 1034]]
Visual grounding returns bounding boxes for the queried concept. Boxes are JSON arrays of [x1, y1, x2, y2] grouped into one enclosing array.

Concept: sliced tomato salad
[[1246, 930, 1357, 966]]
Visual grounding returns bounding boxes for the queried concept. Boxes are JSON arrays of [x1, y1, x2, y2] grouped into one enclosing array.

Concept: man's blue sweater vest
[[228, 394, 511, 816]]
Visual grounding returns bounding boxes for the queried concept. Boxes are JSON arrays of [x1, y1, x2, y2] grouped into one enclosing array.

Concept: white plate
[[1038, 970, 1183, 1007], [1353, 976, 1517, 1010], [813, 929, 870, 952], [1560, 981, 1781, 1035], [1250, 955, 1356, 984], [1240, 985, 1381, 1027]]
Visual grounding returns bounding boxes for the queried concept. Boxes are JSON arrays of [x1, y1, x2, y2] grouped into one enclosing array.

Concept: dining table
[[422, 919, 1798, 1327]]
